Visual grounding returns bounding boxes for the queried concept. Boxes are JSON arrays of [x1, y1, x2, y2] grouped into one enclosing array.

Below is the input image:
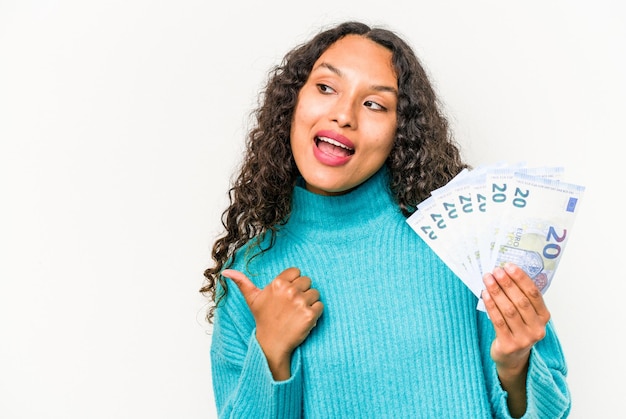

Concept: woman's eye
[[364, 100, 385, 111], [317, 84, 335, 94]]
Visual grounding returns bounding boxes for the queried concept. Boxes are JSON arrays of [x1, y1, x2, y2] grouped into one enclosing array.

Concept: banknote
[[408, 195, 480, 296], [480, 165, 565, 273], [406, 162, 585, 310], [489, 172, 585, 294]]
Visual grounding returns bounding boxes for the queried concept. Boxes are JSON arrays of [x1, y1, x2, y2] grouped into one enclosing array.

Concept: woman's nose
[[331, 95, 357, 129]]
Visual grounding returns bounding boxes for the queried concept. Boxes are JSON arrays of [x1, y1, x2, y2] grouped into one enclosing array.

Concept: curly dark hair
[[200, 21, 468, 322]]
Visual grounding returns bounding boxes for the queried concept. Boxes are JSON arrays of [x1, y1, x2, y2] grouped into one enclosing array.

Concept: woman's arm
[[210, 267, 322, 418], [210, 297, 304, 418], [479, 263, 571, 418]]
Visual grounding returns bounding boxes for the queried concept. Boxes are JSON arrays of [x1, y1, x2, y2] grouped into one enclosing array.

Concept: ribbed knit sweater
[[210, 168, 571, 418]]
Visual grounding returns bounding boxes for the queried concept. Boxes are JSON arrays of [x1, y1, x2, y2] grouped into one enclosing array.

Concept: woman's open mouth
[[315, 136, 355, 158], [312, 136, 354, 167]]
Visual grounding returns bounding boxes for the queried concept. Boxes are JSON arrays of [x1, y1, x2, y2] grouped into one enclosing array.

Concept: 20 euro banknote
[[489, 172, 585, 294], [406, 162, 585, 310]]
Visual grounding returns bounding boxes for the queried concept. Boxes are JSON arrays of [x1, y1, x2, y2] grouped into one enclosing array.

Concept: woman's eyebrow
[[313, 62, 343, 77], [312, 62, 398, 96]]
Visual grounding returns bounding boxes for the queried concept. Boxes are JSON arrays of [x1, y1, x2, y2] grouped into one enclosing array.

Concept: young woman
[[201, 21, 571, 418]]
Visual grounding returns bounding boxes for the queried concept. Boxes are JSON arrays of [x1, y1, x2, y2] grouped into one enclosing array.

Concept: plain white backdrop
[[1, 1, 624, 418]]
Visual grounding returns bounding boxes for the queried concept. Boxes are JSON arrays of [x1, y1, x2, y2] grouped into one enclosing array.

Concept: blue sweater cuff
[[522, 349, 571, 418], [490, 349, 571, 419], [231, 331, 303, 418]]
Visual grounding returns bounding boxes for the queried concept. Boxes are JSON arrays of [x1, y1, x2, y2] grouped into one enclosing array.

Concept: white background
[[1, 1, 624, 418]]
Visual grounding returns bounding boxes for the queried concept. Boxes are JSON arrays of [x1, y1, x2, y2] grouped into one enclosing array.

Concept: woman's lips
[[312, 131, 354, 166]]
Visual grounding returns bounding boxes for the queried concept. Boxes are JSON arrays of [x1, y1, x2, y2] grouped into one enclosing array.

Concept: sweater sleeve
[[477, 312, 572, 418], [210, 291, 304, 419]]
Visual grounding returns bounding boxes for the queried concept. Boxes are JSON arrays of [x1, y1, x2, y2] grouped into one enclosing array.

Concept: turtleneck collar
[[285, 166, 400, 242]]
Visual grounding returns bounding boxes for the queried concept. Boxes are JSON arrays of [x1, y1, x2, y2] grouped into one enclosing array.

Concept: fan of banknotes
[[406, 162, 585, 311]]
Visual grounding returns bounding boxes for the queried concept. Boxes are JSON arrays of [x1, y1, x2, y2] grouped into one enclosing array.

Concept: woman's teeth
[[316, 137, 354, 154]]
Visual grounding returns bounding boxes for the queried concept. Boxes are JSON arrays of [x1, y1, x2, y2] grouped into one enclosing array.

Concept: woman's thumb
[[222, 269, 260, 305]]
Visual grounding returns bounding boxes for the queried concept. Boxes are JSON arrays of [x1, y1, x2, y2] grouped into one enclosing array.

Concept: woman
[[201, 21, 571, 418]]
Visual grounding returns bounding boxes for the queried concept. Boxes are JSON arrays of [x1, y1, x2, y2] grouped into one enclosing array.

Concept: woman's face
[[290, 35, 398, 196]]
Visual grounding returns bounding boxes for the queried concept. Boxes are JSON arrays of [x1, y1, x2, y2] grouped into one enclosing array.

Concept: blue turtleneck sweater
[[210, 168, 571, 418]]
